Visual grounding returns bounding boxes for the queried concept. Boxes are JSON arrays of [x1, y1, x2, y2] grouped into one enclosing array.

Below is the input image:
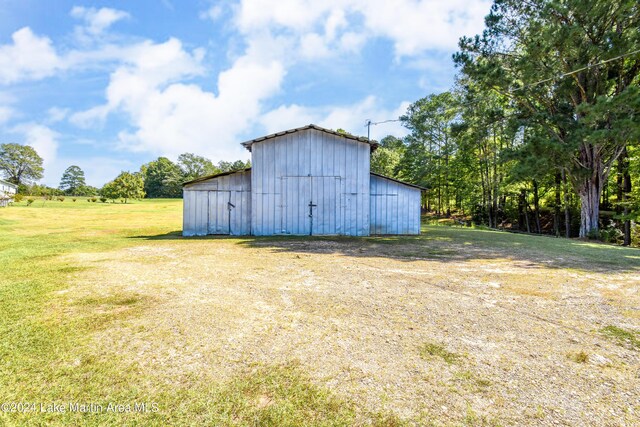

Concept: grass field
[[1, 199, 639, 426]]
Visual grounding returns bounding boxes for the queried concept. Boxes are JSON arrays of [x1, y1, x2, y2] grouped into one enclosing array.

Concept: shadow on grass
[[131, 225, 640, 274]]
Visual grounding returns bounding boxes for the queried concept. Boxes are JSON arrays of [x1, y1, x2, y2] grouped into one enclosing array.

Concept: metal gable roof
[[370, 172, 427, 191], [240, 124, 379, 152], [182, 168, 251, 187]]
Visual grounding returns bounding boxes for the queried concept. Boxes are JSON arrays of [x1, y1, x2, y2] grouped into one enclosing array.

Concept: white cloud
[[260, 96, 410, 141], [46, 107, 70, 124], [0, 27, 63, 84], [70, 38, 205, 127], [357, 0, 491, 56], [73, 37, 283, 162], [234, 0, 491, 58], [69, 105, 109, 128], [71, 6, 130, 36]]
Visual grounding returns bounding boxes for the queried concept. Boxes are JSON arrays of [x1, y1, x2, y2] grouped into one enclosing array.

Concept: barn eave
[[240, 124, 379, 152], [183, 168, 252, 187], [369, 172, 427, 191]]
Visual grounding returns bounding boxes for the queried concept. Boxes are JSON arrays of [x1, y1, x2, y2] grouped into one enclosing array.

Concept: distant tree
[[20, 184, 63, 197], [100, 181, 118, 201], [177, 153, 219, 181], [400, 92, 459, 215], [217, 160, 250, 173], [371, 147, 403, 177], [101, 172, 144, 203], [59, 165, 86, 195], [75, 185, 98, 197], [371, 135, 405, 177], [379, 135, 404, 150], [0, 143, 44, 186], [142, 157, 182, 198]]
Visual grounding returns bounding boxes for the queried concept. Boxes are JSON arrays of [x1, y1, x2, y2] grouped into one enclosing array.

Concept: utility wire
[[511, 47, 640, 93], [363, 47, 640, 138], [461, 47, 640, 124], [364, 119, 401, 141]]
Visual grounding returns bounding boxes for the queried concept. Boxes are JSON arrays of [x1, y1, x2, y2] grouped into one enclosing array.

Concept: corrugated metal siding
[[182, 170, 251, 236], [370, 174, 421, 235], [251, 128, 370, 236]]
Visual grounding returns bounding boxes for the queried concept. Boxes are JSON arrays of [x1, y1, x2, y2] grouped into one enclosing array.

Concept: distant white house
[[183, 124, 424, 236], [0, 179, 17, 207]]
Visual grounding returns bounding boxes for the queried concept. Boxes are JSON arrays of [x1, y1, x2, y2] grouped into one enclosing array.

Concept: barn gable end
[[250, 127, 371, 236]]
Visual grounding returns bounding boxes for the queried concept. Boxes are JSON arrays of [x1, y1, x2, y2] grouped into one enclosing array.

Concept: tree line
[[372, 0, 639, 246], [0, 143, 249, 202]]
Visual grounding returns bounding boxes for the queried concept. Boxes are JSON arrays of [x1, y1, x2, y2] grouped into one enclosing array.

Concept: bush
[[100, 197, 107, 203], [91, 197, 97, 203], [26, 198, 35, 206], [72, 198, 77, 202], [631, 223, 640, 247], [14, 194, 24, 202], [596, 220, 623, 244], [57, 196, 65, 202]]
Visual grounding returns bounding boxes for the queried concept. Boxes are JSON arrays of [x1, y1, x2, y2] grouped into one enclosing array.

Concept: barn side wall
[[250, 129, 371, 236], [370, 174, 421, 235], [183, 170, 252, 236]]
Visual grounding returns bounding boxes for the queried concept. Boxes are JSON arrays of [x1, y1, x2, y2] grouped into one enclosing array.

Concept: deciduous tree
[[0, 143, 44, 186]]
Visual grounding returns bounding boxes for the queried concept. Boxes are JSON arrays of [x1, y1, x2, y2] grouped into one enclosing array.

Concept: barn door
[[229, 190, 251, 235], [311, 177, 339, 235], [281, 177, 311, 235], [208, 190, 231, 234], [281, 176, 340, 235]]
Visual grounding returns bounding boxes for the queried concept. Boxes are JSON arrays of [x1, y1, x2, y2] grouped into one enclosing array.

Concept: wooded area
[[372, 0, 639, 246]]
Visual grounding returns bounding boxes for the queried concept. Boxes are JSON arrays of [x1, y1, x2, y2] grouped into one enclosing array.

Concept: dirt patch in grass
[[55, 236, 640, 426]]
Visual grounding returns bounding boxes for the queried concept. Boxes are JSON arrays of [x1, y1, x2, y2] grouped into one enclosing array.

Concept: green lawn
[[1, 199, 638, 426]]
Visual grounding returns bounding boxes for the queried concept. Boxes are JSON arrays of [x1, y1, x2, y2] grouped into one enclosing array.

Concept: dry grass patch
[[566, 351, 589, 364]]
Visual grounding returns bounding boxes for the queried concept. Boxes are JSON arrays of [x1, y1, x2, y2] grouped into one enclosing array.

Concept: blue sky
[[0, 0, 492, 186]]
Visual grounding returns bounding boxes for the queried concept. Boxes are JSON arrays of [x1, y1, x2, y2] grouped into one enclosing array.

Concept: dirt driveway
[[64, 231, 640, 426]]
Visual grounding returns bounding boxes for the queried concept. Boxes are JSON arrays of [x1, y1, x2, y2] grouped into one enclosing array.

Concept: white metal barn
[[183, 124, 423, 236], [0, 179, 17, 207]]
